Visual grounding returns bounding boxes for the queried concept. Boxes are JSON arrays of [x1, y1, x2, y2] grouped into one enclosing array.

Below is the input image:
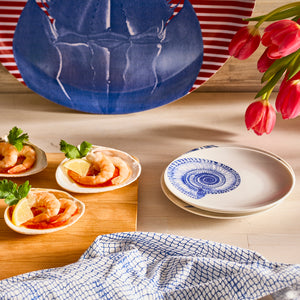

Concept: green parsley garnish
[[60, 140, 92, 159], [7, 126, 29, 151], [0, 180, 31, 206]]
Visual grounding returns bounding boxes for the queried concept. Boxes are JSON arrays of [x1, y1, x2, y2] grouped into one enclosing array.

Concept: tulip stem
[[252, 2, 300, 28], [262, 89, 273, 102]]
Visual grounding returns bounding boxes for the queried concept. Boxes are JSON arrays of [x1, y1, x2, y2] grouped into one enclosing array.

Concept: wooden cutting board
[[0, 153, 138, 280]]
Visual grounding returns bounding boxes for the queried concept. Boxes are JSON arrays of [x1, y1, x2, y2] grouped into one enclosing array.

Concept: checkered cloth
[[0, 232, 299, 299]]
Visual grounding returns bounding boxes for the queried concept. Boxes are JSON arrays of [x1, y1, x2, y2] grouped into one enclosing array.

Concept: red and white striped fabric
[[0, 0, 255, 90]]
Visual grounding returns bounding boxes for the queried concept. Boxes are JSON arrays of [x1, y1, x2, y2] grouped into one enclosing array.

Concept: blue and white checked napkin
[[0, 232, 299, 299]]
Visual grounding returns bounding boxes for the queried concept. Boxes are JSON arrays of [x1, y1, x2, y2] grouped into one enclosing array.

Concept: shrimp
[[52, 198, 77, 223], [8, 145, 36, 174], [109, 156, 131, 185], [26, 191, 61, 223], [0, 142, 18, 169], [69, 151, 115, 186]]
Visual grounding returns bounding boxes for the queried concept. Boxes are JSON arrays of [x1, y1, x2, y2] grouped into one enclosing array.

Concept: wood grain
[[0, 153, 138, 280]]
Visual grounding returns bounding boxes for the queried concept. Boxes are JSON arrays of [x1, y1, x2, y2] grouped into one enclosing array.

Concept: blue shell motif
[[167, 158, 241, 200], [13, 0, 203, 114]]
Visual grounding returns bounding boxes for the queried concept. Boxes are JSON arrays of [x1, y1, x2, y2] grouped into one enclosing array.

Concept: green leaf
[[0, 179, 31, 206], [287, 52, 300, 79], [79, 141, 92, 157], [246, 7, 300, 22], [17, 181, 31, 201], [262, 53, 296, 83], [60, 140, 81, 159], [7, 126, 29, 151], [60, 140, 92, 159], [256, 67, 286, 99]]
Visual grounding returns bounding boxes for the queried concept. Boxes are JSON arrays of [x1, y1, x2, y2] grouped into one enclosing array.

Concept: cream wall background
[[0, 0, 295, 93]]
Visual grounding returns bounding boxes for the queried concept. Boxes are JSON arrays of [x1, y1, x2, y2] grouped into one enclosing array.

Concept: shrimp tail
[[7, 164, 27, 174]]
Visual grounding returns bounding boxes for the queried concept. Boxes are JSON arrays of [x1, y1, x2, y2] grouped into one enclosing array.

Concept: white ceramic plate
[[55, 145, 141, 193], [4, 188, 85, 235], [164, 146, 295, 214], [0, 143, 47, 177], [161, 175, 275, 219]]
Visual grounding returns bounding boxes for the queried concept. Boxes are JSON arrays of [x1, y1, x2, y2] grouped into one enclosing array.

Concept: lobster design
[[13, 0, 203, 113]]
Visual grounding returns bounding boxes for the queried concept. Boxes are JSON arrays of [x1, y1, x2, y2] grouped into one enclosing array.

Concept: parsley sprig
[[0, 180, 31, 206], [7, 126, 29, 151], [60, 140, 92, 159]]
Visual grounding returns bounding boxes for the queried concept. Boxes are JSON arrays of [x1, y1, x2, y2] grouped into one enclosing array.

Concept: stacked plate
[[161, 145, 295, 219]]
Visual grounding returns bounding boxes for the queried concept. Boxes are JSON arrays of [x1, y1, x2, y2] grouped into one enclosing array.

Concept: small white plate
[[55, 145, 141, 193], [0, 143, 48, 177], [161, 175, 275, 219], [164, 146, 295, 214], [4, 188, 85, 235]]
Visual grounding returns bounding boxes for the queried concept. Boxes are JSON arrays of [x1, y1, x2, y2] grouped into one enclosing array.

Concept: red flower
[[245, 100, 276, 135], [228, 25, 261, 60], [262, 20, 300, 59], [276, 71, 300, 119], [257, 48, 275, 73]]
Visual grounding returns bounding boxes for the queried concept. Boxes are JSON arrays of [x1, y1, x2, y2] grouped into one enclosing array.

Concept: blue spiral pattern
[[167, 158, 241, 199]]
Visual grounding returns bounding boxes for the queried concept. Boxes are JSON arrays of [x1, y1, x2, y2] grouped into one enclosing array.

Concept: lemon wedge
[[12, 197, 34, 226], [63, 159, 91, 176]]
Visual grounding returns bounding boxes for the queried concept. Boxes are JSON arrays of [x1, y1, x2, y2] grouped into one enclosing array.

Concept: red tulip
[[257, 48, 275, 73], [276, 71, 300, 119], [229, 25, 261, 60], [245, 100, 276, 135], [262, 20, 300, 59]]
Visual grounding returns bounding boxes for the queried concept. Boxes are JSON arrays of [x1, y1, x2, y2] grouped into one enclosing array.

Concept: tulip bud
[[229, 25, 261, 60], [262, 20, 300, 59], [257, 48, 275, 73], [276, 71, 300, 119], [245, 100, 276, 135]]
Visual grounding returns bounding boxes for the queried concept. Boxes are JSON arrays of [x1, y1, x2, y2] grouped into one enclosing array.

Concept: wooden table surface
[[0, 91, 299, 300], [0, 153, 138, 280]]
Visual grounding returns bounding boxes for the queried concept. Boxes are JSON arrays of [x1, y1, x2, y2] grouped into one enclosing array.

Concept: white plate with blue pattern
[[163, 146, 295, 214], [161, 175, 275, 219]]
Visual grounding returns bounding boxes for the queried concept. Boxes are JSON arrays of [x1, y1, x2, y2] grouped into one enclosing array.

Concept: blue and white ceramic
[[160, 175, 275, 219], [163, 146, 295, 214], [166, 157, 241, 200], [1, 1, 256, 114], [12, 0, 203, 114]]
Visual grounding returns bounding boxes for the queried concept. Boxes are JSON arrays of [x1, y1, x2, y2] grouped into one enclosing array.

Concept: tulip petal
[[229, 26, 260, 60], [279, 32, 300, 56], [245, 101, 264, 129], [283, 84, 300, 119], [245, 100, 276, 135], [262, 31, 272, 47], [257, 49, 275, 73], [264, 105, 276, 134], [263, 20, 300, 59], [265, 20, 297, 33], [239, 35, 260, 60]]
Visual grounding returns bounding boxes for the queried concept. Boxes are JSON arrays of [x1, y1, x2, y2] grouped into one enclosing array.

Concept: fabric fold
[[0, 232, 299, 299]]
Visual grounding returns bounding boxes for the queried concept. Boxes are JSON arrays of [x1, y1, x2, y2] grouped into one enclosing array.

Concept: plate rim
[[160, 174, 278, 219], [0, 142, 48, 178], [164, 145, 296, 214]]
